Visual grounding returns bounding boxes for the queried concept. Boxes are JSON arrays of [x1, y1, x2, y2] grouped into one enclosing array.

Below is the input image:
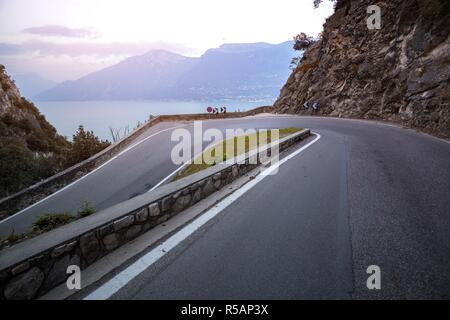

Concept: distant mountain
[[176, 41, 295, 99], [13, 73, 57, 99], [35, 42, 295, 101]]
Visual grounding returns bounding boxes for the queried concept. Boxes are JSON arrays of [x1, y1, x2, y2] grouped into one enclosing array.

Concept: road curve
[[0, 121, 188, 237], [2, 116, 450, 299], [2, 116, 327, 236], [102, 116, 450, 299]]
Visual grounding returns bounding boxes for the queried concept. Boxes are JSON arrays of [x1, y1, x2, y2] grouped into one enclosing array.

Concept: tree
[[313, 0, 323, 8], [314, 0, 336, 9], [0, 138, 38, 196], [65, 125, 110, 167], [293, 32, 315, 51]]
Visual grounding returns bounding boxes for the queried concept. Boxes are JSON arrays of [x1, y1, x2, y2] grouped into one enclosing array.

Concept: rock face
[[4, 267, 44, 300], [0, 65, 67, 149], [0, 65, 69, 198], [274, 0, 450, 138]]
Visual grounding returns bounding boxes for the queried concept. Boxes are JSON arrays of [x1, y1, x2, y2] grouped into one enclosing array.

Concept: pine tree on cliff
[[65, 125, 110, 167]]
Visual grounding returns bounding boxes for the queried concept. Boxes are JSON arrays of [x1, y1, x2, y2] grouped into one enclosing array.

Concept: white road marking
[[148, 148, 203, 192], [83, 133, 321, 300], [0, 124, 189, 224], [148, 165, 186, 191], [148, 130, 245, 192]]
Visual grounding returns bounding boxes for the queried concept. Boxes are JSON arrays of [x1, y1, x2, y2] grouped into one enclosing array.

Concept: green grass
[[0, 213, 73, 250], [173, 128, 302, 181], [77, 201, 96, 217], [0, 201, 97, 250], [32, 212, 74, 232], [3, 232, 25, 243]]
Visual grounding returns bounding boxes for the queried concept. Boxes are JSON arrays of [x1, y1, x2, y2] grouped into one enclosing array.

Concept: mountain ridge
[[35, 41, 294, 101], [13, 73, 57, 99]]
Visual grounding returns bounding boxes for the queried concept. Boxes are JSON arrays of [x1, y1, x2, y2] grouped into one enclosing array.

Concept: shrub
[[293, 32, 315, 51], [26, 132, 50, 151], [5, 232, 24, 243], [313, 0, 339, 9], [32, 213, 74, 232], [65, 125, 111, 167], [0, 231, 26, 249], [0, 137, 38, 197], [78, 201, 96, 217]]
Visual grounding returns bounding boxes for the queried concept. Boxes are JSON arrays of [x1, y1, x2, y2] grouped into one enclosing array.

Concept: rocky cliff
[[0, 65, 69, 197], [0, 66, 66, 147], [274, 0, 450, 138]]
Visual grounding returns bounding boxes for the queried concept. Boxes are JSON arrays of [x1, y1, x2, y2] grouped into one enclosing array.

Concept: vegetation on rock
[[0, 65, 110, 198], [65, 125, 110, 167]]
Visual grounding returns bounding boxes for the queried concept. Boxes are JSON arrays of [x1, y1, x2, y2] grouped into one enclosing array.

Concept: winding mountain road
[[2, 115, 450, 298], [98, 116, 450, 299]]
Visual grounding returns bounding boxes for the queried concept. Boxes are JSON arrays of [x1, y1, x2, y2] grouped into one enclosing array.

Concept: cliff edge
[[274, 0, 450, 138], [0, 65, 69, 197]]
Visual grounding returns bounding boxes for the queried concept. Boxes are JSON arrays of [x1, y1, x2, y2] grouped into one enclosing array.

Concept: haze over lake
[[37, 100, 273, 141]]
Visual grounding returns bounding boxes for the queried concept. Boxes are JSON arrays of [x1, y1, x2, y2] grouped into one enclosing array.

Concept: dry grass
[[173, 128, 303, 181]]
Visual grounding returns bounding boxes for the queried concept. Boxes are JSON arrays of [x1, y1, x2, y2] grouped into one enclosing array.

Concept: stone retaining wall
[[0, 127, 308, 300], [0, 106, 273, 219]]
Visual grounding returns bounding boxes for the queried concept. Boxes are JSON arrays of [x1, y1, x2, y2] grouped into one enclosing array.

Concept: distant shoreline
[[37, 99, 275, 140]]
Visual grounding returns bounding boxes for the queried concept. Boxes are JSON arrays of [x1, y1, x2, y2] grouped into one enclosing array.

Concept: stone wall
[[157, 106, 274, 122], [0, 106, 273, 219], [0, 129, 309, 300]]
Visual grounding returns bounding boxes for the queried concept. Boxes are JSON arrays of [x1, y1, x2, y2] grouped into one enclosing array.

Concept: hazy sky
[[0, 0, 334, 81]]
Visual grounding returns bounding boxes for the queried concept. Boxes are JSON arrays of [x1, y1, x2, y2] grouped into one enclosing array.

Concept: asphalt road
[[0, 116, 315, 236], [2, 115, 450, 299], [103, 116, 449, 300], [0, 121, 187, 236]]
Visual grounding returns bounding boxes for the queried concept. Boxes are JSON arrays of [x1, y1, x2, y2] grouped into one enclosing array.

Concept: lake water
[[36, 99, 274, 141]]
